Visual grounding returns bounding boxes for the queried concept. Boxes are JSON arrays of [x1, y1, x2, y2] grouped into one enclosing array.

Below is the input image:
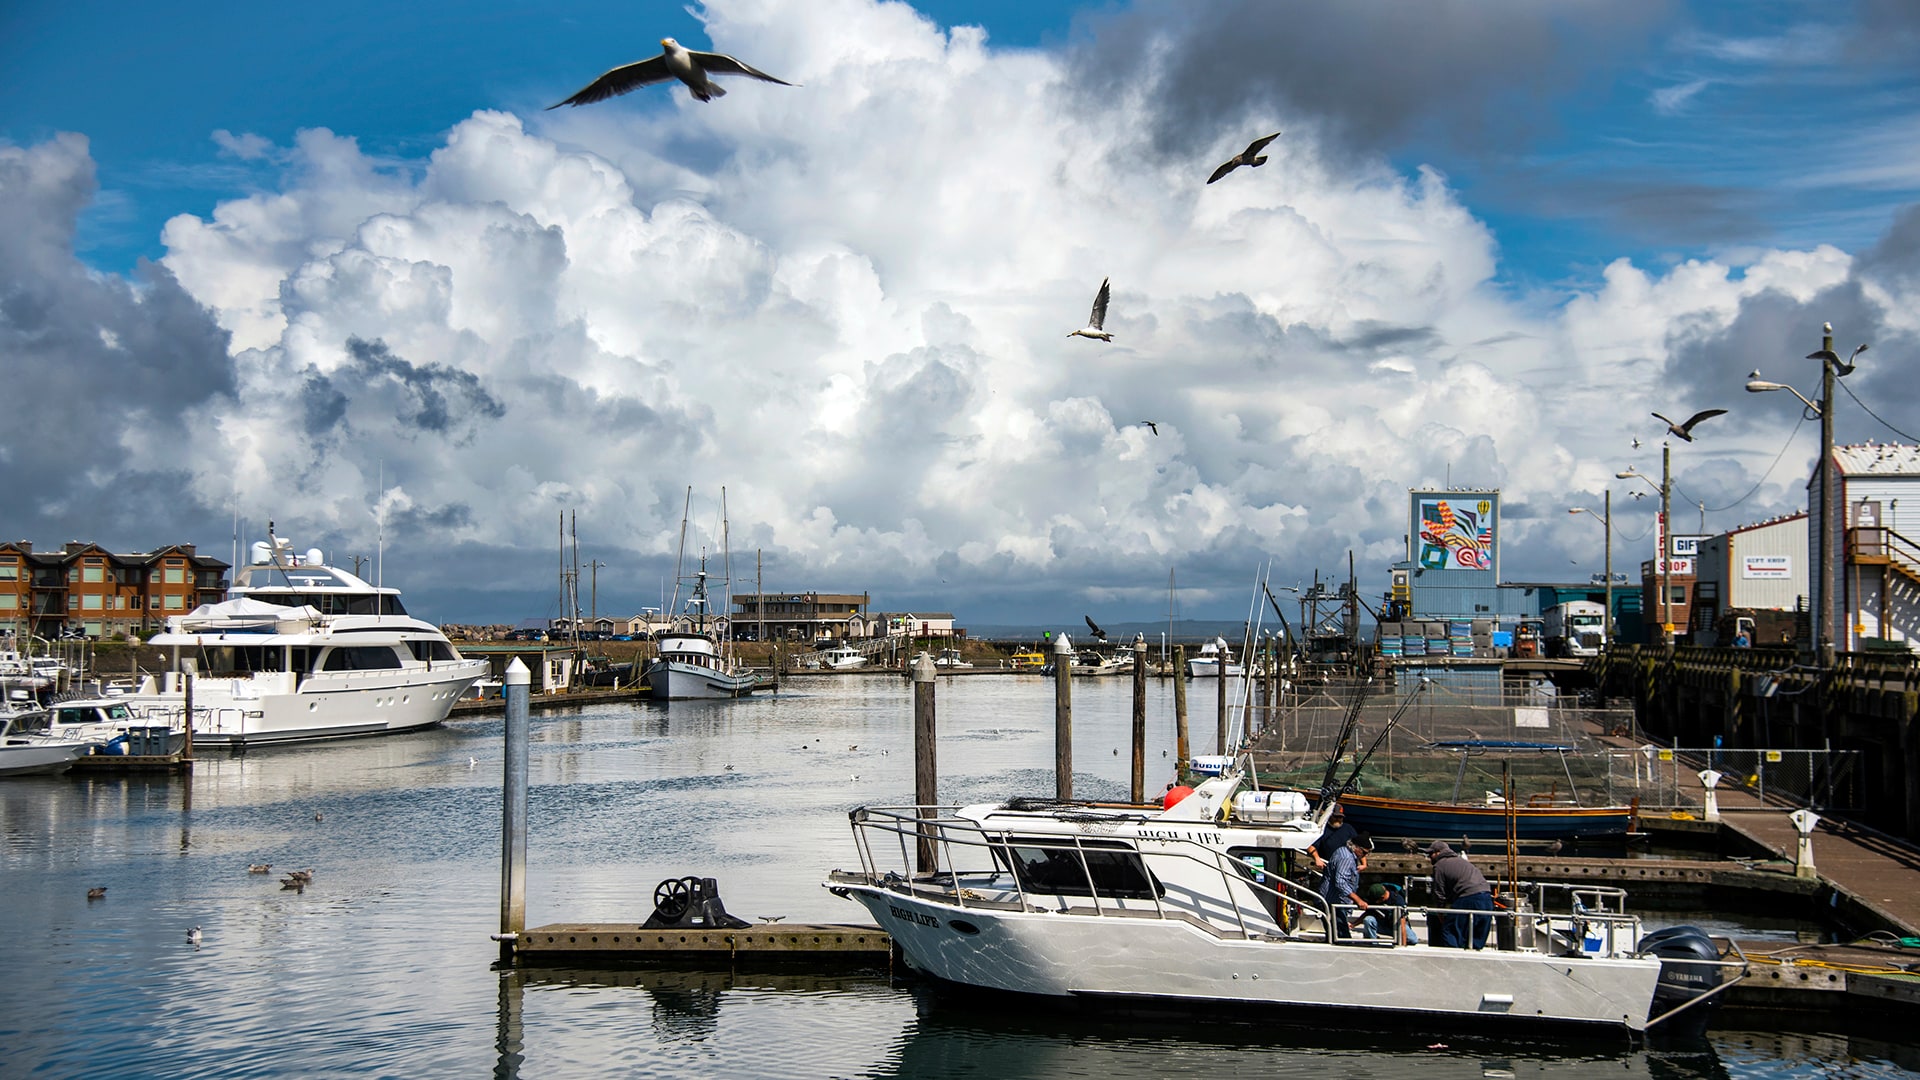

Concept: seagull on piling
[[548, 37, 794, 108], [1651, 409, 1726, 443], [1068, 279, 1114, 342], [1207, 132, 1282, 184]]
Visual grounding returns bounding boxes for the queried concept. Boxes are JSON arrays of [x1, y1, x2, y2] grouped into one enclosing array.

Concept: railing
[[1597, 745, 1861, 812]]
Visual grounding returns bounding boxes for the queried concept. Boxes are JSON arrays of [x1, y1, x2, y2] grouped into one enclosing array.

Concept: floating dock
[[511, 924, 892, 965]]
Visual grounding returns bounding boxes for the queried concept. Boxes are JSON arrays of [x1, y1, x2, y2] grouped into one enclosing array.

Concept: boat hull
[[0, 740, 88, 776], [1336, 793, 1635, 841], [126, 660, 488, 747], [646, 660, 760, 700], [839, 884, 1662, 1032]]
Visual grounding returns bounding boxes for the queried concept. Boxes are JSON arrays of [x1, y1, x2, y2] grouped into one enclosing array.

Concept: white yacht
[[645, 557, 762, 701], [124, 535, 489, 747], [1185, 638, 1244, 678], [827, 767, 1741, 1034]]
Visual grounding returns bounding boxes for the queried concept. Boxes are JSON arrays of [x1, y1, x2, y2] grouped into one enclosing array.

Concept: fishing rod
[[1329, 677, 1432, 803]]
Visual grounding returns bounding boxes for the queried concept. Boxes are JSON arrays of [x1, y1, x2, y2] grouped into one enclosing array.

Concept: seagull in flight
[[1630, 437, 1641, 449], [1068, 278, 1114, 342], [1651, 409, 1727, 443], [549, 37, 794, 108], [1084, 615, 1108, 641], [1139, 420, 1159, 436], [1207, 132, 1282, 184]]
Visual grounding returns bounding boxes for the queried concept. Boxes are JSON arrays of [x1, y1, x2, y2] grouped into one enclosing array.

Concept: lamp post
[[1746, 323, 1867, 656], [1569, 490, 1613, 645], [1616, 464, 1669, 643]]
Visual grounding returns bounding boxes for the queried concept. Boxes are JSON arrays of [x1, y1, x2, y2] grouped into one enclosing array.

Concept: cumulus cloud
[[6, 0, 1919, 624]]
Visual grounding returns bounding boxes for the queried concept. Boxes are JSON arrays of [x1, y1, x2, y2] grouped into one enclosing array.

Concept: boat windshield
[[1003, 838, 1161, 900]]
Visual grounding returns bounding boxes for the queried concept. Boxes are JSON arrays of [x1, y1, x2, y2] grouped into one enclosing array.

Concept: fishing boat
[[1336, 741, 1638, 843], [644, 490, 764, 701], [121, 533, 489, 746], [825, 766, 1740, 1033], [933, 649, 972, 669], [818, 644, 870, 670], [1185, 638, 1243, 678]]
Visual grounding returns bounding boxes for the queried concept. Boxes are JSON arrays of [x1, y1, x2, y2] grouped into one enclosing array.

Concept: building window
[[1668, 585, 1688, 605], [165, 595, 185, 610], [165, 568, 186, 584], [82, 595, 104, 611], [0, 563, 16, 581], [0, 595, 14, 609]]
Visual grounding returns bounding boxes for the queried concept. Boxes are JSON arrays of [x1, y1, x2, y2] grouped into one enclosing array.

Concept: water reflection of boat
[[828, 767, 1737, 1033]]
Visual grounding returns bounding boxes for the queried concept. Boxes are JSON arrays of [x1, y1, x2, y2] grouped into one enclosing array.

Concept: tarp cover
[[174, 597, 321, 633]]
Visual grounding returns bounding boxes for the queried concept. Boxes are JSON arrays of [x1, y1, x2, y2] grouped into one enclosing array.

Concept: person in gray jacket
[[1426, 840, 1494, 948]]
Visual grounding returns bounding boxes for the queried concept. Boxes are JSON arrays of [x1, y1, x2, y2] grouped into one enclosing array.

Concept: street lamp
[[1616, 463, 1670, 643], [1746, 322, 1867, 656], [1569, 492, 1613, 645]]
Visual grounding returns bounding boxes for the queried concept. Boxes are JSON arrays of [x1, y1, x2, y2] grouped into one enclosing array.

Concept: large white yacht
[[127, 535, 489, 747]]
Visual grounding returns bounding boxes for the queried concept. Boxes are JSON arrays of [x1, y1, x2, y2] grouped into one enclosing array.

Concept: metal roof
[[1833, 443, 1920, 476]]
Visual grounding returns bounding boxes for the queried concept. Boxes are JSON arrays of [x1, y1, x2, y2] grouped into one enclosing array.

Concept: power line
[[1671, 413, 1812, 515], [1837, 377, 1920, 443]]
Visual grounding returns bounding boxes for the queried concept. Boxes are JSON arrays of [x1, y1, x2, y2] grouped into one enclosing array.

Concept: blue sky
[[3, 0, 1919, 627]]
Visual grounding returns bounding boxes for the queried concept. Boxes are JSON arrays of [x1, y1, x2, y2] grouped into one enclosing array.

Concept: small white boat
[[1185, 638, 1244, 678], [819, 645, 869, 670], [1069, 650, 1131, 676], [0, 714, 90, 776], [933, 649, 972, 669], [827, 767, 1743, 1033], [44, 698, 187, 756]]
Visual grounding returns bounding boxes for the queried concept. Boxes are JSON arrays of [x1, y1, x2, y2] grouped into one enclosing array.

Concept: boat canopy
[[172, 597, 322, 634]]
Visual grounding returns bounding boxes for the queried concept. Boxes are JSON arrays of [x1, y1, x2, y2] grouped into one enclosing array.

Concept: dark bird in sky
[[1084, 615, 1108, 641], [1139, 420, 1159, 435], [1207, 132, 1282, 184], [549, 37, 794, 108], [1067, 278, 1113, 341], [1651, 409, 1727, 442]]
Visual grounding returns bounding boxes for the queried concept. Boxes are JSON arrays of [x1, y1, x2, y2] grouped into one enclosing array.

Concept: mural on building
[[1415, 494, 1497, 572]]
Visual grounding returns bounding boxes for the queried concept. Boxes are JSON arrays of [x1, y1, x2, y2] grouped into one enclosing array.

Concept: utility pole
[[589, 560, 606, 624], [1661, 440, 1673, 644]]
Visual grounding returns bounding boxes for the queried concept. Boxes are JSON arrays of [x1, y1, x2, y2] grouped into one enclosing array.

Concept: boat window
[[320, 646, 405, 671], [1004, 838, 1160, 900], [406, 640, 458, 662], [196, 646, 288, 675]]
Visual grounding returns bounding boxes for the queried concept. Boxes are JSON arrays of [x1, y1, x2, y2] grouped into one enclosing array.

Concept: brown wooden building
[[0, 541, 228, 642]]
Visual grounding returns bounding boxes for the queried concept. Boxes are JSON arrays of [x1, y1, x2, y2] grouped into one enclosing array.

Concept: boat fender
[[1163, 785, 1194, 809]]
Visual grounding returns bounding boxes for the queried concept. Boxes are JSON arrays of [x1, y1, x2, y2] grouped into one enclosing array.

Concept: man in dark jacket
[[1426, 840, 1494, 948]]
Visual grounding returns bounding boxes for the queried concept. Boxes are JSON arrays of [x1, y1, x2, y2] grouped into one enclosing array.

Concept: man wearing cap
[[1361, 882, 1417, 945], [1426, 841, 1494, 949], [1318, 835, 1368, 940], [1310, 804, 1360, 871]]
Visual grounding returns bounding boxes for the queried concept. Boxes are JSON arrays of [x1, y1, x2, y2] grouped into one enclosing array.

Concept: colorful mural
[[1415, 495, 1496, 572]]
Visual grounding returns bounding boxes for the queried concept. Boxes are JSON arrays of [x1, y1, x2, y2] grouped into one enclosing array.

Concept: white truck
[[1542, 601, 1607, 657]]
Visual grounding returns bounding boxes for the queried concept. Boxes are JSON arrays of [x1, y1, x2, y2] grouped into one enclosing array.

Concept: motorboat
[[119, 534, 489, 747], [826, 766, 1742, 1034], [1069, 650, 1131, 676], [0, 714, 90, 776], [1185, 638, 1244, 678], [43, 697, 187, 756], [933, 649, 972, 670], [819, 645, 870, 671]]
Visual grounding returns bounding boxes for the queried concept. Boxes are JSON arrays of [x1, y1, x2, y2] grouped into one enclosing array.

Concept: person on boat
[[1318, 835, 1369, 940], [1360, 882, 1417, 945], [1426, 841, 1493, 949], [1310, 805, 1361, 871]]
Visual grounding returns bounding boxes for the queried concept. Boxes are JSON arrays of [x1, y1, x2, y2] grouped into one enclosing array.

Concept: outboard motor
[[642, 876, 752, 930], [1639, 925, 1723, 1038]]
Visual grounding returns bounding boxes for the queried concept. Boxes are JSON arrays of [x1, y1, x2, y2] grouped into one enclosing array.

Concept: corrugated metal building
[[1827, 444, 1920, 650], [1691, 512, 1807, 643]]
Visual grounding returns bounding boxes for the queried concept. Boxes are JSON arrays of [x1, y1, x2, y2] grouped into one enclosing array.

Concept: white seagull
[[1068, 278, 1114, 342], [187, 926, 202, 947], [549, 37, 794, 108]]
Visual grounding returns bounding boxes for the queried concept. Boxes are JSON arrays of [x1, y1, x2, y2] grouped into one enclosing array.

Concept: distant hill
[[965, 619, 1259, 645]]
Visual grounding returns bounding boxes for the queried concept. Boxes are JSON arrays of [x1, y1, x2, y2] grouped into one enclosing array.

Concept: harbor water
[[3, 674, 1916, 1077]]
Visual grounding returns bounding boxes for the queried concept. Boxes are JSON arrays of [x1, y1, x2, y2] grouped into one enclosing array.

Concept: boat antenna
[[720, 487, 733, 665], [668, 487, 691, 615]]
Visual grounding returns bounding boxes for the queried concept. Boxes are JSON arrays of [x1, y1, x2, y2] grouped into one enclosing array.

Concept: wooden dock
[[512, 923, 892, 965], [70, 752, 191, 773]]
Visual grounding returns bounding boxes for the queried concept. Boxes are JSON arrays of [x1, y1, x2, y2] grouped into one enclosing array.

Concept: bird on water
[[87, 887, 106, 900], [187, 926, 202, 947], [1068, 279, 1114, 342], [247, 864, 272, 874], [1207, 132, 1282, 184], [550, 37, 794, 107], [1651, 409, 1726, 442]]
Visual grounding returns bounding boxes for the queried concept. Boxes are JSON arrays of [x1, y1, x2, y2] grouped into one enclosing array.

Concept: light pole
[[1746, 322, 1867, 656], [1616, 463, 1669, 643], [1569, 490, 1613, 645]]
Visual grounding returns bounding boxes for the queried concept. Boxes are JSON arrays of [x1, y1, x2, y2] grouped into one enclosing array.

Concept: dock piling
[[1216, 638, 1228, 755], [1131, 637, 1146, 803], [911, 652, 937, 873], [500, 658, 530, 962], [1173, 646, 1188, 781], [1054, 633, 1073, 800]]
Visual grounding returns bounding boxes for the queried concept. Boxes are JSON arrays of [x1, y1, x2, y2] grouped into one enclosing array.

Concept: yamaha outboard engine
[[642, 876, 752, 930], [1640, 925, 1723, 1038]]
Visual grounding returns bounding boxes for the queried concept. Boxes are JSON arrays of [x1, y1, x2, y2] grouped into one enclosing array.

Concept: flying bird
[[1630, 437, 1641, 449], [1084, 615, 1108, 641], [1139, 420, 1159, 436], [549, 37, 794, 108], [1207, 132, 1282, 184], [1651, 409, 1727, 442], [1067, 278, 1113, 342]]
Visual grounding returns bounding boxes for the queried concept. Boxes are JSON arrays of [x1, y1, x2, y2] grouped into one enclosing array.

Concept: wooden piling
[[1054, 634, 1073, 800], [181, 661, 195, 759], [500, 657, 530, 962], [1173, 646, 1189, 780], [1216, 639, 1228, 755], [1130, 637, 1146, 803], [911, 652, 937, 873]]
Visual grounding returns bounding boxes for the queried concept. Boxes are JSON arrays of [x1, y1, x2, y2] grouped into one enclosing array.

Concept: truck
[[1542, 601, 1607, 658]]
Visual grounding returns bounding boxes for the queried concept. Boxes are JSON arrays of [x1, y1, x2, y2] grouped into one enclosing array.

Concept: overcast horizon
[[6, 1, 1919, 627]]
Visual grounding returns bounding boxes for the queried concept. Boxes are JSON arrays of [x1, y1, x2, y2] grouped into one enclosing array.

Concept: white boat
[[933, 649, 972, 669], [645, 500, 764, 701], [1069, 650, 1131, 676], [819, 645, 869, 670], [43, 697, 187, 756], [120, 535, 488, 747], [0, 714, 90, 776], [1185, 638, 1244, 678], [826, 768, 1741, 1034]]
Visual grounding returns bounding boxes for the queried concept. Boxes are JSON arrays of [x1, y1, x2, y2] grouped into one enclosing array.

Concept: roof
[[1833, 443, 1920, 476], [1724, 511, 1808, 538]]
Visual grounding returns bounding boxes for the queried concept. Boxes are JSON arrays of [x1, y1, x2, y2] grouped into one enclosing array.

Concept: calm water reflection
[[3, 674, 1915, 1077]]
